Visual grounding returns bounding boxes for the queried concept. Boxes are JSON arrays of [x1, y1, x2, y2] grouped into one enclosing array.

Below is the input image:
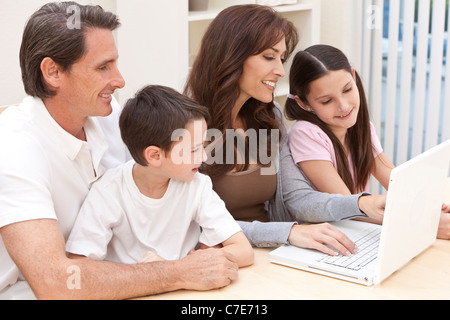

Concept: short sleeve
[[195, 175, 242, 246], [288, 121, 336, 165], [370, 122, 383, 158], [65, 178, 120, 260], [0, 133, 56, 227]]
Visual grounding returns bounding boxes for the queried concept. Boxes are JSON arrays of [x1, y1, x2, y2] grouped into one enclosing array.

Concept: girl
[[185, 6, 387, 256], [286, 44, 394, 196]]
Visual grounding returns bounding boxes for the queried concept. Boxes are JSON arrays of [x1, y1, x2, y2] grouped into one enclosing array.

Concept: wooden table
[[139, 178, 450, 300]]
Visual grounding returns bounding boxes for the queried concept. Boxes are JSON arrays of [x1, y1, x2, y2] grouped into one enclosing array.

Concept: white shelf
[[188, 3, 314, 21], [187, 0, 320, 100], [115, 1, 319, 101]]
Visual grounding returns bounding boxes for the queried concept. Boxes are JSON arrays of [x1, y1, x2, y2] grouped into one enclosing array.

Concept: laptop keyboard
[[317, 228, 381, 271]]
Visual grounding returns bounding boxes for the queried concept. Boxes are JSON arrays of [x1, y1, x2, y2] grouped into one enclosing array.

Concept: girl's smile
[[335, 108, 354, 120]]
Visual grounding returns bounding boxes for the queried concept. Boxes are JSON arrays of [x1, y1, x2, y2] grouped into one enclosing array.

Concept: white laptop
[[270, 139, 450, 286]]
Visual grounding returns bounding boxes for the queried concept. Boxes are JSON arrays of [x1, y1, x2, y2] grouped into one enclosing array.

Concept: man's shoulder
[[0, 97, 35, 133], [0, 110, 48, 164]]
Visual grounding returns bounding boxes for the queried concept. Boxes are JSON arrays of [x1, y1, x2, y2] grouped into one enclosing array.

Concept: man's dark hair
[[120, 85, 209, 166], [20, 1, 120, 99]]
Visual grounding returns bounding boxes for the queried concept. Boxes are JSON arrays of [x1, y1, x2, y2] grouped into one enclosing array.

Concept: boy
[[66, 85, 253, 268]]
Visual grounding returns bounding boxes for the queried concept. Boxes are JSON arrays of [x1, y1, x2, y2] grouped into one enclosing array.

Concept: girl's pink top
[[288, 120, 383, 193]]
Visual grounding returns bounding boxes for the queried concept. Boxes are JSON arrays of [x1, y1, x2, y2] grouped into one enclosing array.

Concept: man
[[0, 2, 238, 299]]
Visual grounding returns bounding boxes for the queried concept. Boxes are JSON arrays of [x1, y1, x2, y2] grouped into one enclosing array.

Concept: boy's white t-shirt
[[66, 160, 242, 263]]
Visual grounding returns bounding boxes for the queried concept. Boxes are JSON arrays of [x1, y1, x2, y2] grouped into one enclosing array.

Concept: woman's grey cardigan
[[238, 104, 367, 247]]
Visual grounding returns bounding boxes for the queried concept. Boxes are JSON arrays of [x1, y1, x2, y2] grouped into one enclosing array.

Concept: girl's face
[[303, 69, 360, 139], [238, 37, 287, 105]]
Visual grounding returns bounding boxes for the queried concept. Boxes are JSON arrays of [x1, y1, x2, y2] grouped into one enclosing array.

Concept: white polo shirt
[[66, 160, 242, 263], [0, 96, 129, 299]]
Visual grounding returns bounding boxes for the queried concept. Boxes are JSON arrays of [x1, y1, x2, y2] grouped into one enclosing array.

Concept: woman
[[185, 4, 385, 256]]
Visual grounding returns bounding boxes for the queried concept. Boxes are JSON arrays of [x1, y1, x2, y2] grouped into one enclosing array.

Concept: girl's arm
[[298, 160, 352, 195], [220, 231, 254, 268], [371, 152, 395, 190], [276, 108, 367, 223], [298, 160, 385, 223]]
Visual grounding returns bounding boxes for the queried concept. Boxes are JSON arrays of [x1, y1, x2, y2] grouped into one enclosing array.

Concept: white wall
[[0, 0, 117, 106], [115, 1, 188, 104], [0, 0, 361, 107], [0, 0, 48, 106], [319, 0, 362, 70]]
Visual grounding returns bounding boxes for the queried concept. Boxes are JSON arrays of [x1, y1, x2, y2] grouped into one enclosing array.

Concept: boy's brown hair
[[119, 85, 209, 166]]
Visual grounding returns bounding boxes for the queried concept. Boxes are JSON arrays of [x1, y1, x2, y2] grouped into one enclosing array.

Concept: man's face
[[57, 28, 125, 118]]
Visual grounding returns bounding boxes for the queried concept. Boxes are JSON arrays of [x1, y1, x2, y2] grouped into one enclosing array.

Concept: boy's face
[[162, 118, 207, 182]]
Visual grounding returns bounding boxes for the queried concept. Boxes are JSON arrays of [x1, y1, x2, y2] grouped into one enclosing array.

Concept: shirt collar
[[84, 116, 108, 173], [29, 96, 108, 166]]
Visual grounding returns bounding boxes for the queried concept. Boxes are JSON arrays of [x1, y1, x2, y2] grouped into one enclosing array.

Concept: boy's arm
[[195, 175, 253, 268], [65, 178, 118, 260], [220, 231, 254, 268]]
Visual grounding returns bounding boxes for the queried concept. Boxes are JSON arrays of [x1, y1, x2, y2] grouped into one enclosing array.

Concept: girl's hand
[[288, 223, 358, 256], [438, 204, 450, 239], [358, 194, 386, 221]]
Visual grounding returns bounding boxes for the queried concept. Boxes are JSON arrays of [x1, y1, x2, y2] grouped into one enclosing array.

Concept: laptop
[[269, 139, 450, 286]]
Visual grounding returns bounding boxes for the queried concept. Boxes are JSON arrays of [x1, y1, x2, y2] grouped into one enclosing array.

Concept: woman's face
[[238, 37, 287, 104]]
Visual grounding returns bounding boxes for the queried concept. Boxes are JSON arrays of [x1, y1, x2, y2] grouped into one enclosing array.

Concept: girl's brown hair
[[285, 44, 374, 193], [184, 4, 298, 178]]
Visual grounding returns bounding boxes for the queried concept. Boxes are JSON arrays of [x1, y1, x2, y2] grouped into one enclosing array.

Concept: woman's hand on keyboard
[[288, 223, 358, 256]]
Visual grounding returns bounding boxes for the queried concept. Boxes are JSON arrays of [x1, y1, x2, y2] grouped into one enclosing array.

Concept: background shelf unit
[[115, 0, 320, 106], [188, 0, 320, 100]]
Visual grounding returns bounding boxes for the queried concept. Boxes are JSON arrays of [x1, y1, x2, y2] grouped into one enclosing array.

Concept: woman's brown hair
[[285, 44, 374, 193], [184, 4, 298, 178]]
